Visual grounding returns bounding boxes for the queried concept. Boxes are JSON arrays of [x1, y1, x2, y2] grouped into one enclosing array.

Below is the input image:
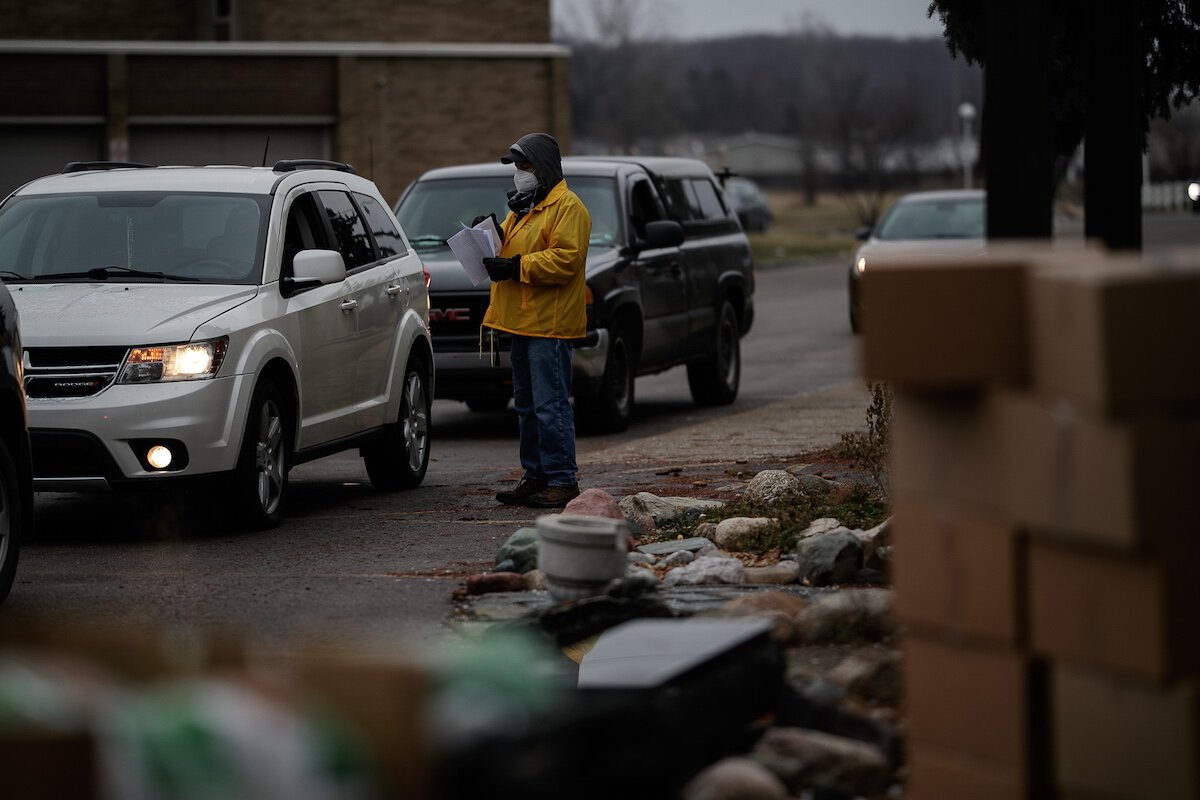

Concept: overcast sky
[[552, 0, 944, 40]]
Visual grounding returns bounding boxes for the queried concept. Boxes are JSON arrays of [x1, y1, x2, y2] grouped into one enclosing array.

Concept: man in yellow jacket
[[480, 132, 591, 508]]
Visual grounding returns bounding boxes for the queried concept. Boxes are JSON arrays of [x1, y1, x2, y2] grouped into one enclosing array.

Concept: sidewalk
[[579, 380, 872, 471]]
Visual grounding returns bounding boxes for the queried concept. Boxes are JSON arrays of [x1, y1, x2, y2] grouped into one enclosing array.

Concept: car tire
[[687, 300, 741, 407], [466, 396, 510, 413], [232, 379, 290, 530], [364, 354, 431, 490], [576, 322, 636, 434], [0, 436, 22, 605]]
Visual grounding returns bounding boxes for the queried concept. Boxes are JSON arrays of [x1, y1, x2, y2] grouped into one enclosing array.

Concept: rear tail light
[[422, 265, 431, 288]]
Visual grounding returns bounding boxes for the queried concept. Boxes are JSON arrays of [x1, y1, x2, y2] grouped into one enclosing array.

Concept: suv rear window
[[354, 192, 408, 259], [318, 190, 375, 270]]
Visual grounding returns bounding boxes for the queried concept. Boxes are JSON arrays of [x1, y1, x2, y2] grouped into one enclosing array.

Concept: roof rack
[[272, 159, 357, 175], [62, 161, 155, 174]]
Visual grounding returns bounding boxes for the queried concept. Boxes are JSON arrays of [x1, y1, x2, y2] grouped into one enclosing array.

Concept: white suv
[[0, 159, 433, 528]]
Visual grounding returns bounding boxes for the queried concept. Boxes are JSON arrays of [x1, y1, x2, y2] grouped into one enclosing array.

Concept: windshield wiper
[[34, 266, 199, 282], [408, 235, 448, 248], [0, 270, 27, 280]]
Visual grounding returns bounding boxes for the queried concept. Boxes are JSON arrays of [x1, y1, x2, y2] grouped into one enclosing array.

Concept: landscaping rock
[[681, 757, 788, 800], [858, 518, 892, 571], [662, 556, 745, 587], [795, 589, 895, 645], [636, 537, 713, 557], [827, 650, 902, 706], [714, 517, 775, 550], [751, 727, 891, 797], [660, 550, 695, 568], [797, 517, 843, 539], [744, 561, 800, 586], [795, 528, 863, 586], [694, 521, 718, 541], [522, 569, 549, 591], [745, 470, 800, 504], [563, 488, 626, 521], [613, 569, 661, 595], [494, 527, 539, 574], [466, 572, 527, 595], [619, 492, 724, 533], [703, 590, 809, 644], [627, 552, 656, 567], [797, 473, 840, 496]]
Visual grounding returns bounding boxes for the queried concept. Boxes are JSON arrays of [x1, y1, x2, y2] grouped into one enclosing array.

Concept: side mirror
[[643, 220, 684, 249], [283, 249, 347, 296], [855, 226, 872, 241]]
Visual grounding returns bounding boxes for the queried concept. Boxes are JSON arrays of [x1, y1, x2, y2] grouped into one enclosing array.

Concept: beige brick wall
[[334, 56, 567, 201], [0, 0, 550, 43]]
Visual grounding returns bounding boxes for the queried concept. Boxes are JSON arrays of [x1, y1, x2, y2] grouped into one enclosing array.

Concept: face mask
[[513, 170, 539, 194]]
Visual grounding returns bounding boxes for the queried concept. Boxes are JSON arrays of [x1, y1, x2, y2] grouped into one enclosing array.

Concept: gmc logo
[[429, 307, 470, 323]]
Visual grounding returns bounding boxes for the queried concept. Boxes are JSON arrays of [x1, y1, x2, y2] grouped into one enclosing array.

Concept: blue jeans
[[510, 335, 577, 487]]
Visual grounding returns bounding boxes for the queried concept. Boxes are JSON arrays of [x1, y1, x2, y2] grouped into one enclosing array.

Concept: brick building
[[0, 0, 569, 202]]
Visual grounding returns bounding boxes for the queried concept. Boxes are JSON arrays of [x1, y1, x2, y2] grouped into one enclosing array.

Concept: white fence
[[1141, 181, 1198, 211]]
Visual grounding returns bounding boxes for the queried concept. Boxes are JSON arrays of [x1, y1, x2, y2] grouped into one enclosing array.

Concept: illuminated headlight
[[118, 337, 229, 384], [856, 257, 867, 274], [1189, 182, 1200, 203]]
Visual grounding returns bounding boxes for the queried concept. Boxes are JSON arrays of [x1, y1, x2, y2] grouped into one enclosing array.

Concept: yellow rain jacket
[[482, 179, 591, 339]]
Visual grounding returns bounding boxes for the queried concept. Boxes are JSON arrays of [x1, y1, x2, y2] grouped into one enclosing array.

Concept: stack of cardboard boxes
[[860, 246, 1200, 799]]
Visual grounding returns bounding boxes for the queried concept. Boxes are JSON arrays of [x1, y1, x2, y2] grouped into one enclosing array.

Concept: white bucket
[[536, 514, 629, 601]]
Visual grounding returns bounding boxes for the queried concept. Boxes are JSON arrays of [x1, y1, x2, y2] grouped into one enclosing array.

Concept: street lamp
[[958, 101, 977, 190]]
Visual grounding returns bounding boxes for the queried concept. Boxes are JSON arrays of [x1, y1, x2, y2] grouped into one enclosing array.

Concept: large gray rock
[[660, 549, 695, 568], [795, 528, 863, 586], [619, 492, 724, 533], [745, 470, 800, 504], [797, 473, 840, 496], [682, 757, 788, 800], [751, 727, 891, 797], [637, 536, 713, 557], [857, 517, 892, 571], [662, 555, 745, 587], [494, 527, 539, 574], [714, 517, 775, 550]]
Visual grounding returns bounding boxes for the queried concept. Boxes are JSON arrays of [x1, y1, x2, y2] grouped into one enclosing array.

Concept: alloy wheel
[[255, 398, 285, 516], [403, 371, 429, 473]]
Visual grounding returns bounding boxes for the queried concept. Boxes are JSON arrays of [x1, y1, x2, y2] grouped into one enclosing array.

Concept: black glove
[[483, 254, 520, 282], [471, 212, 502, 233]]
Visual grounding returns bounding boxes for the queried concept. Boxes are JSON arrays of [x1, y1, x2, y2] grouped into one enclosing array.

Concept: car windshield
[[0, 192, 269, 284], [394, 175, 621, 252], [874, 196, 985, 240]]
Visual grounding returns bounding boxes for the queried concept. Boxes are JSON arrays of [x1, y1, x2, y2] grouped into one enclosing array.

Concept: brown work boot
[[525, 484, 581, 508], [495, 477, 548, 506]]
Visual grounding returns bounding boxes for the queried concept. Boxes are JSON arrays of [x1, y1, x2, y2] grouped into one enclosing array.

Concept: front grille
[[428, 292, 491, 339], [24, 346, 127, 399], [29, 429, 121, 479]]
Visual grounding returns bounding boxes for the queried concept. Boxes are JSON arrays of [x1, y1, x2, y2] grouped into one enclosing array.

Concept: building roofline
[[0, 39, 570, 59]]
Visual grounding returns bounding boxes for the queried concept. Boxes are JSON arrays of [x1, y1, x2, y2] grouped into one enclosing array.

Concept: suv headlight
[[118, 337, 229, 384]]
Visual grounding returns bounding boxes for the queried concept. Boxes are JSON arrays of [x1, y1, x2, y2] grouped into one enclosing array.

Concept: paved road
[[7, 257, 861, 654]]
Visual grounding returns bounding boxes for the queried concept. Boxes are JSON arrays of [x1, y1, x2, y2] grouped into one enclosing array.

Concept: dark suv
[[394, 156, 755, 432], [0, 279, 31, 603]]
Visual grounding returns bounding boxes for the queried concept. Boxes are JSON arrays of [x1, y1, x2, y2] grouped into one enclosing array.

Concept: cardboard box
[[903, 635, 1046, 767], [1030, 249, 1200, 413], [290, 650, 432, 800], [892, 498, 1025, 645], [998, 391, 1200, 549], [859, 252, 1031, 389], [1054, 665, 1200, 799], [891, 391, 1008, 513], [1030, 539, 1200, 680], [907, 740, 1033, 800]]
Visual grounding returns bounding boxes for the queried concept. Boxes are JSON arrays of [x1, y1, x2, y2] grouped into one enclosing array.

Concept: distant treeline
[[566, 32, 983, 151]]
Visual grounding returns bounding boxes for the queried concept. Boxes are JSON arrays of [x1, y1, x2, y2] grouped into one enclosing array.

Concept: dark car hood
[[419, 245, 622, 293]]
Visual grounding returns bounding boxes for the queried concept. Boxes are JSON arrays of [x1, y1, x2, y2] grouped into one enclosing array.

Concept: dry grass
[[748, 190, 902, 264]]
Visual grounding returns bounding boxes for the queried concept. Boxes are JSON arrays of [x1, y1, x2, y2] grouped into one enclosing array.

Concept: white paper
[[447, 218, 501, 287]]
